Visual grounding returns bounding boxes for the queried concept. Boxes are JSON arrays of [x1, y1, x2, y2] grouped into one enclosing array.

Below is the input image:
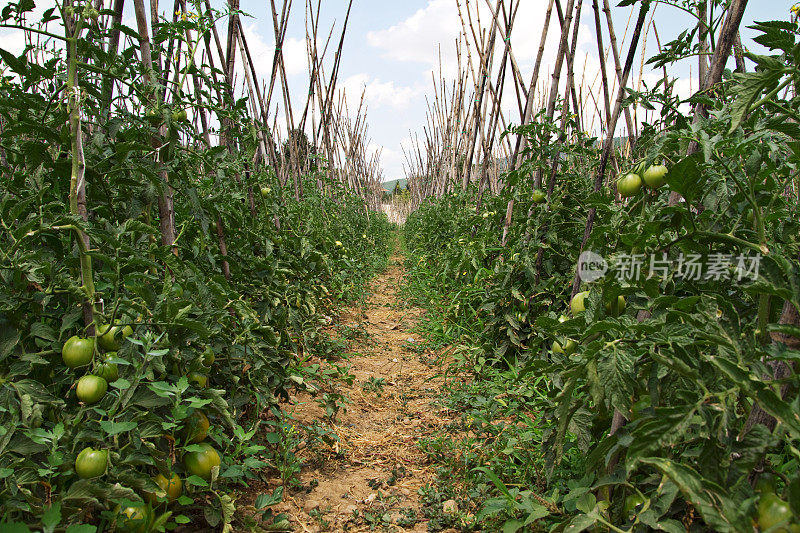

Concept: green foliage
[[0, 2, 392, 530], [403, 14, 800, 533]]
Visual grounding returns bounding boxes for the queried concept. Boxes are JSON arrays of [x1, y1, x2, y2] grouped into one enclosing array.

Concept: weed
[[309, 507, 331, 530], [315, 391, 350, 423], [338, 322, 371, 341], [395, 508, 418, 527], [362, 376, 386, 396]]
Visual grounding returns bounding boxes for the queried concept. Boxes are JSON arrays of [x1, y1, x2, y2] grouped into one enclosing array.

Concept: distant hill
[[382, 178, 408, 193]]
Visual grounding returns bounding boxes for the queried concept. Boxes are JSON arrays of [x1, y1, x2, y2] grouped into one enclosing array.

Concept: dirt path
[[273, 244, 453, 532]]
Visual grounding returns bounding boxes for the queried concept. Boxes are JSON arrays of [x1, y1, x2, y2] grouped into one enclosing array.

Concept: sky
[[0, 0, 795, 181]]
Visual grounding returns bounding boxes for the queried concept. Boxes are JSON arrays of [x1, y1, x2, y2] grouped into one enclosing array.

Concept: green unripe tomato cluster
[[552, 339, 578, 355], [617, 164, 669, 198]]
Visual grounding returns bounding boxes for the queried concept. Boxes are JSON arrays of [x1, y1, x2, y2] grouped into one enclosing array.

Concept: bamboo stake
[[65, 9, 97, 331], [602, 0, 635, 140], [570, 0, 650, 297], [132, 0, 177, 255], [532, 0, 576, 189], [669, 0, 748, 205]]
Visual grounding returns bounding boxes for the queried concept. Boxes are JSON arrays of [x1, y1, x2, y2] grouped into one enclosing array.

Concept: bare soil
[[264, 248, 455, 532]]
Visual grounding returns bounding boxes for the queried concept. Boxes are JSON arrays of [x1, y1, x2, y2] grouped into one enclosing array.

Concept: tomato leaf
[[41, 503, 61, 533], [638, 458, 745, 530], [254, 486, 284, 509], [64, 526, 96, 533], [665, 153, 704, 205], [99, 421, 137, 436]]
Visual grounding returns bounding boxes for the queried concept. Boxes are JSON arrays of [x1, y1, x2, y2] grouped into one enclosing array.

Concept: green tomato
[[624, 494, 646, 519], [552, 339, 578, 355], [62, 336, 95, 368], [97, 323, 133, 352], [171, 108, 187, 122], [187, 372, 208, 388], [183, 442, 221, 480], [76, 374, 108, 404], [94, 352, 119, 382], [146, 472, 183, 504], [181, 410, 210, 444], [570, 291, 589, 315], [756, 473, 778, 495], [115, 503, 150, 533], [642, 164, 668, 189], [758, 492, 796, 532], [260, 186, 271, 198], [531, 189, 546, 204], [605, 295, 627, 316], [617, 173, 642, 198], [201, 347, 215, 367], [75, 447, 108, 479]]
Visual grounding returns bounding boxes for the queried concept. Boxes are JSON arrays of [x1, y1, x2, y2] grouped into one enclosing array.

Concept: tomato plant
[[402, 12, 800, 532], [0, 2, 392, 529]]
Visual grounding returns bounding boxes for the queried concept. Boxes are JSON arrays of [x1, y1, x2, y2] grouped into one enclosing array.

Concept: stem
[[715, 153, 764, 242], [695, 231, 765, 254], [764, 98, 800, 123], [65, 16, 97, 332], [757, 294, 771, 345], [0, 24, 67, 41], [749, 77, 792, 113]]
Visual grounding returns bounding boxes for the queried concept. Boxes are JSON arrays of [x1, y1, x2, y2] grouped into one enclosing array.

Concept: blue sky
[[222, 0, 796, 181], [1, 0, 795, 181]]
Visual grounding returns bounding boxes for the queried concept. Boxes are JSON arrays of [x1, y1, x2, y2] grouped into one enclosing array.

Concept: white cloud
[[237, 23, 308, 79], [0, 28, 28, 56], [338, 73, 423, 112], [366, 0, 576, 76], [365, 0, 600, 127], [0, 0, 59, 57], [366, 0, 461, 65]]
